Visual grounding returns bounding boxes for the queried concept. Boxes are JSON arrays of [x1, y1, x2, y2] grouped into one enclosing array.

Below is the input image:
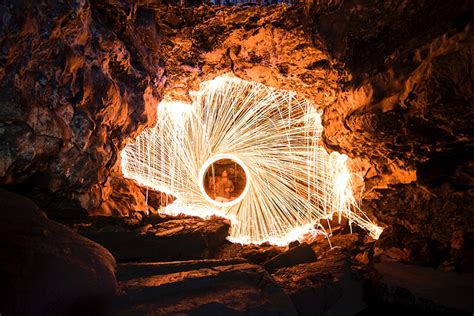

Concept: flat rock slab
[[263, 242, 316, 273], [272, 250, 366, 316], [114, 259, 297, 315], [75, 215, 230, 261], [372, 262, 474, 314]]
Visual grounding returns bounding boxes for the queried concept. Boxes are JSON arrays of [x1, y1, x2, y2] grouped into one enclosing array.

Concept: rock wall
[[154, 1, 473, 259], [0, 0, 164, 216], [311, 0, 473, 249]]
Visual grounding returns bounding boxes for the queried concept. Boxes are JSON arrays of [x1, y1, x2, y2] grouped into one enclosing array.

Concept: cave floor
[[65, 212, 474, 315]]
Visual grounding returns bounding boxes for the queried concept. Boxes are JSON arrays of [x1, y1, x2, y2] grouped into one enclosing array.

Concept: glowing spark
[[121, 74, 383, 245]]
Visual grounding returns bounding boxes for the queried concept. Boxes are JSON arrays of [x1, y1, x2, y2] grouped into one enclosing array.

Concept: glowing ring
[[198, 154, 251, 208]]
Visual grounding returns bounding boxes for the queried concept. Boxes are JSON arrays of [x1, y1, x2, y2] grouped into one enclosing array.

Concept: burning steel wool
[[121, 75, 383, 245]]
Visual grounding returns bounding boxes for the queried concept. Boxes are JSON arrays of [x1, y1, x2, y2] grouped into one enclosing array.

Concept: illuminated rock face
[[155, 2, 473, 251], [0, 1, 163, 215], [121, 75, 382, 244]]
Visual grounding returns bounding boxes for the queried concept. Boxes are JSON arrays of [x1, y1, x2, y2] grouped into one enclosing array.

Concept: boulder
[[272, 250, 366, 316], [0, 189, 117, 316], [214, 242, 285, 265], [263, 242, 317, 273]]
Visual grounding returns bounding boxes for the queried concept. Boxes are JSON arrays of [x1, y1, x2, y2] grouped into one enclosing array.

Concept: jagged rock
[[382, 247, 409, 262], [0, 0, 164, 215], [114, 259, 297, 315], [314, 0, 474, 249], [215, 242, 285, 264], [450, 230, 474, 273], [272, 250, 366, 316], [366, 262, 474, 315], [374, 224, 449, 269], [95, 176, 150, 217], [0, 0, 472, 266], [0, 4, 472, 313], [288, 240, 300, 248], [157, 5, 343, 107], [263, 242, 317, 273], [354, 250, 370, 265], [75, 215, 231, 261], [0, 189, 117, 316], [311, 233, 361, 259]]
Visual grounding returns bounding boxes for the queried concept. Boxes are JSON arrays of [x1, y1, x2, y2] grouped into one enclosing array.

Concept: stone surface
[[260, 231, 372, 315], [0, 189, 117, 316], [0, 0, 164, 216], [215, 242, 285, 264], [157, 4, 344, 107], [367, 262, 474, 315], [114, 259, 297, 315], [72, 214, 231, 261], [263, 242, 317, 273], [312, 0, 474, 249], [272, 249, 366, 316]]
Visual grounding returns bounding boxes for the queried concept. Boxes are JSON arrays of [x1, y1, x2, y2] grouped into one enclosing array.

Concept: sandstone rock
[[114, 259, 297, 315], [263, 242, 317, 273], [0, 189, 117, 316]]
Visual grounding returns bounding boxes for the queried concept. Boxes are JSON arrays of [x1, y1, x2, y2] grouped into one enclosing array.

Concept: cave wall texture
[[0, 0, 473, 262], [154, 0, 473, 254], [0, 0, 165, 217]]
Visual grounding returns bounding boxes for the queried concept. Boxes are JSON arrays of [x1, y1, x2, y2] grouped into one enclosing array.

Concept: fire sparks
[[121, 74, 383, 245]]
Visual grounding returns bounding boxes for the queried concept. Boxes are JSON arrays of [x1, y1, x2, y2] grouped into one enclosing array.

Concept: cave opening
[[120, 75, 382, 245], [1, 0, 473, 315]]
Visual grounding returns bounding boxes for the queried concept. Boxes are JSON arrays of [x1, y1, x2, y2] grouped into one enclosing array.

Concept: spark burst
[[121, 74, 383, 245]]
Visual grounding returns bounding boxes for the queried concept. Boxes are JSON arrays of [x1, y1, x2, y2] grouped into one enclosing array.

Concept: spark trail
[[121, 74, 383, 245]]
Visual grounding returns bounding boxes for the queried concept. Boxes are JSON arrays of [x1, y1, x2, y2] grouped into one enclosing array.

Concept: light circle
[[198, 154, 251, 207]]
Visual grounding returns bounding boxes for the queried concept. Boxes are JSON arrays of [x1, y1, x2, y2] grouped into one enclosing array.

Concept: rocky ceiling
[[1, 0, 473, 266]]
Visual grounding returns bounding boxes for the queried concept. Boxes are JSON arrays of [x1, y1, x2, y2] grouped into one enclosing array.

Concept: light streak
[[121, 74, 383, 245]]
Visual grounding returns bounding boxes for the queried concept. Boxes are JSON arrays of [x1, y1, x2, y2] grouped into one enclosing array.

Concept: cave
[[0, 0, 473, 315]]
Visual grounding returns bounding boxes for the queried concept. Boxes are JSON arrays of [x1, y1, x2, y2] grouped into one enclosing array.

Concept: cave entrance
[[121, 75, 383, 244]]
